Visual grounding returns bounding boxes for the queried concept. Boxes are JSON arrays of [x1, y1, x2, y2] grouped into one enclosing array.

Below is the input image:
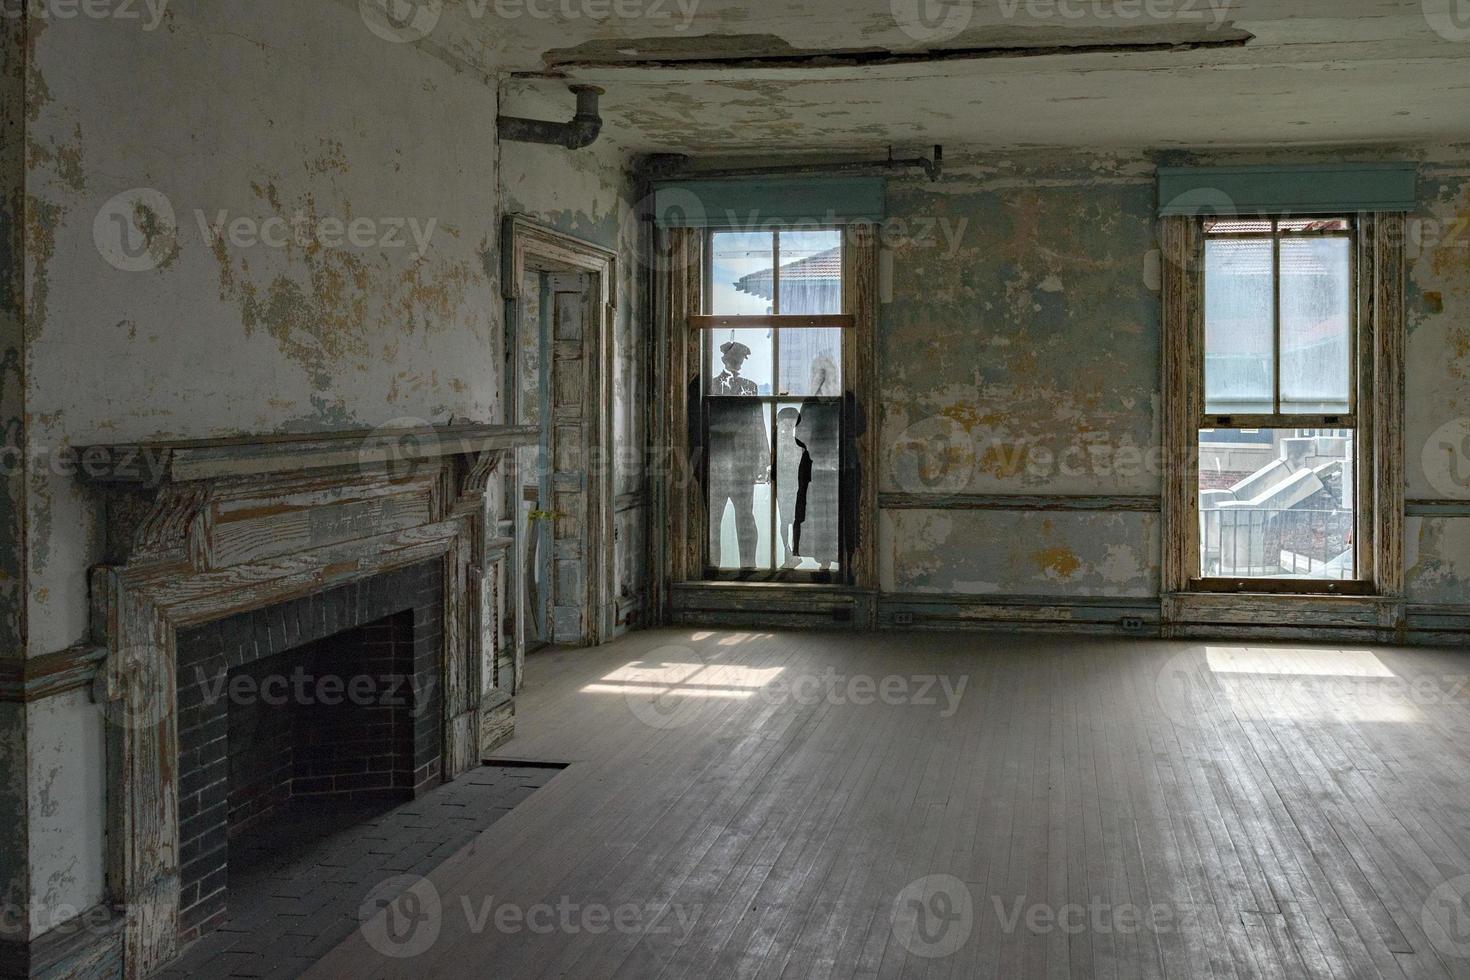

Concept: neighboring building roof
[[734, 246, 841, 300]]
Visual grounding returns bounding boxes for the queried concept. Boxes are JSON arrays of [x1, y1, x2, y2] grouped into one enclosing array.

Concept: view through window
[[1198, 217, 1357, 582], [704, 229, 844, 577]]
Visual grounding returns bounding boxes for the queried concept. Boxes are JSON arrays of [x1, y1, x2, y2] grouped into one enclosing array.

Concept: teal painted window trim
[[1157, 163, 1417, 216], [652, 176, 885, 228]]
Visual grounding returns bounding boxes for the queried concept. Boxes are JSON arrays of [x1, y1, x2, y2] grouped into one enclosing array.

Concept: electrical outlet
[[1121, 616, 1145, 631], [893, 611, 916, 626]]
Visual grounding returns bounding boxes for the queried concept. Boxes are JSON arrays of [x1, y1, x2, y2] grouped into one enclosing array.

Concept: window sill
[[1163, 590, 1400, 630], [1187, 579, 1377, 598], [673, 580, 870, 593]]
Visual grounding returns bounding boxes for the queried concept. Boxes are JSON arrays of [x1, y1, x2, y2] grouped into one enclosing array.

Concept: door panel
[[549, 276, 590, 644]]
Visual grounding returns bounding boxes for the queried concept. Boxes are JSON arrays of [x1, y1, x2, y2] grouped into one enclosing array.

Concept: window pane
[[778, 327, 841, 396], [708, 328, 773, 396], [708, 401, 772, 570], [1205, 238, 1275, 414], [1280, 237, 1351, 414], [774, 401, 840, 572], [1198, 428, 1355, 580], [776, 230, 842, 314], [710, 231, 774, 315]]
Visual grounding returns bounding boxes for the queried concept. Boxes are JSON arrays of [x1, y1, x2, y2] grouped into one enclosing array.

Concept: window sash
[[1202, 217, 1356, 428], [1162, 212, 1406, 601], [697, 227, 848, 581]]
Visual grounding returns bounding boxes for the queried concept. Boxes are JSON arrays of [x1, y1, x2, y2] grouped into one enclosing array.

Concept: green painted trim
[[1157, 162, 1417, 216], [652, 176, 885, 228]]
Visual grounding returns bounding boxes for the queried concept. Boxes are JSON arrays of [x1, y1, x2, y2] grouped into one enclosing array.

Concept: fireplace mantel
[[81, 422, 536, 977], [78, 421, 538, 484]]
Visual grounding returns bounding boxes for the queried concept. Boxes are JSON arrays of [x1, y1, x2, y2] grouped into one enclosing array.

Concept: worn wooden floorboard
[[307, 629, 1470, 980]]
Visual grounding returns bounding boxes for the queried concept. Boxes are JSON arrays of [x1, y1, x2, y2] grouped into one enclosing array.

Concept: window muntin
[[701, 228, 845, 577]]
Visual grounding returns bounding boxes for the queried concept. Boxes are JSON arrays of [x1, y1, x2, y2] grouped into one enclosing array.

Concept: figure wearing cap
[[707, 339, 769, 568], [711, 341, 759, 397]]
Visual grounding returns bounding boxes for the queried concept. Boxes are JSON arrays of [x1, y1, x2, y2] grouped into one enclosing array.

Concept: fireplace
[[171, 563, 444, 942], [80, 422, 536, 976]]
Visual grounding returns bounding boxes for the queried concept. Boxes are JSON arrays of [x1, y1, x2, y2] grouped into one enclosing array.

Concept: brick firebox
[[172, 561, 444, 943]]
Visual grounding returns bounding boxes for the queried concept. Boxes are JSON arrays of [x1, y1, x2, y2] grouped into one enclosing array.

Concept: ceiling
[[396, 0, 1470, 152]]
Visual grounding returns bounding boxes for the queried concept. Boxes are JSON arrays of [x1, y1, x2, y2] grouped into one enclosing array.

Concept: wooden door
[[549, 273, 591, 644]]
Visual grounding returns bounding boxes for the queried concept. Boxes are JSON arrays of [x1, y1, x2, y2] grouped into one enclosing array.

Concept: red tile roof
[[734, 245, 841, 298]]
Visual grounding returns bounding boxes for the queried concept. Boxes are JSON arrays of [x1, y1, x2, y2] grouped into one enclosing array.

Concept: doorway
[[504, 217, 617, 662]]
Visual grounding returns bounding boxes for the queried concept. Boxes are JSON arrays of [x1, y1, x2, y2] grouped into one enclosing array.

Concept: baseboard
[[1404, 603, 1470, 647], [663, 585, 1470, 648], [670, 583, 877, 630], [878, 592, 1159, 636]]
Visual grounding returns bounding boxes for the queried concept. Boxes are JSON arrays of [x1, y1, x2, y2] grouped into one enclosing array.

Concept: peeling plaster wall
[[498, 123, 649, 626], [1405, 163, 1470, 605], [27, 2, 504, 653], [21, 0, 507, 937], [883, 511, 1160, 597], [879, 151, 1162, 596], [878, 146, 1470, 604], [23, 688, 104, 939]]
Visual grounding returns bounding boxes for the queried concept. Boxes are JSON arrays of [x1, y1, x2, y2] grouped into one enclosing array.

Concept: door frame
[[502, 215, 618, 658]]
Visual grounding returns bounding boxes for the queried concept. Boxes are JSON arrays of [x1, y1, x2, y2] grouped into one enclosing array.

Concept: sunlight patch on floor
[[1205, 646, 1393, 677]]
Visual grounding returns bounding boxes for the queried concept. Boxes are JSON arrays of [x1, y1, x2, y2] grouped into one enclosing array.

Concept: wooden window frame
[[1162, 213, 1406, 602], [654, 224, 878, 607], [697, 227, 846, 584]]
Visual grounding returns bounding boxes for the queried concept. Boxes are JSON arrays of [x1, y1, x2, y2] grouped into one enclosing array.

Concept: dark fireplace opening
[[226, 611, 418, 839], [174, 562, 444, 944]]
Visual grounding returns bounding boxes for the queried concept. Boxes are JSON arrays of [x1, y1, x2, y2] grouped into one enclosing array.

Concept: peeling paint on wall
[[1408, 169, 1470, 501], [1406, 516, 1470, 606], [881, 509, 1159, 597], [13, 0, 513, 936], [879, 160, 1161, 500], [24, 688, 105, 938]]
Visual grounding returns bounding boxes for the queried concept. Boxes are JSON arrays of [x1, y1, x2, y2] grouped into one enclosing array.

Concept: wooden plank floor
[[308, 628, 1470, 980]]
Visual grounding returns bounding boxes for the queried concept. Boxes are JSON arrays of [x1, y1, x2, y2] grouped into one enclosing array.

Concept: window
[[699, 228, 847, 579], [1197, 217, 1361, 588]]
